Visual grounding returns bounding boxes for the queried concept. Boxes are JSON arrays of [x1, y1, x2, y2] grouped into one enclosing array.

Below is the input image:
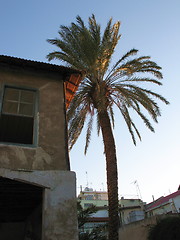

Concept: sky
[[1, 0, 180, 203]]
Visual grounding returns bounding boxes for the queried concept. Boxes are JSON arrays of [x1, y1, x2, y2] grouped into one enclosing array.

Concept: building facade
[[146, 189, 180, 217], [78, 187, 145, 233], [119, 198, 145, 225], [0, 55, 82, 240]]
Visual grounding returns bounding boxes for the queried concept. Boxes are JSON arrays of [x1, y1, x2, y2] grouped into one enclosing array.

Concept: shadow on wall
[[119, 214, 179, 240]]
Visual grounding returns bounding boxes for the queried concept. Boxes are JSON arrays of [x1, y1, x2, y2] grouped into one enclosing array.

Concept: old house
[[0, 55, 82, 240]]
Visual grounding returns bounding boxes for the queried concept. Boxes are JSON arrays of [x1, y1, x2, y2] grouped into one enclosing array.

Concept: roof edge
[[0, 55, 83, 76]]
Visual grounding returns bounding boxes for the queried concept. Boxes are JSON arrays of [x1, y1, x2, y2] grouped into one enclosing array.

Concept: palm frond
[[84, 115, 93, 155], [107, 52, 163, 83], [119, 104, 138, 145], [47, 14, 169, 149], [98, 19, 121, 75], [96, 113, 101, 136], [118, 77, 162, 86], [114, 85, 161, 121], [88, 14, 101, 44], [108, 104, 115, 129], [106, 49, 138, 80], [68, 106, 88, 150], [76, 15, 85, 28]]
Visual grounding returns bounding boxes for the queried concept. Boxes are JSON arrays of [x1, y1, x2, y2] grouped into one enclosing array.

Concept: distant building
[[119, 197, 145, 225], [78, 187, 145, 232], [79, 187, 108, 201], [78, 188, 109, 232], [146, 189, 180, 217]]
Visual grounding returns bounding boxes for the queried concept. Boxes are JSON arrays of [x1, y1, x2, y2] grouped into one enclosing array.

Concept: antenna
[[131, 180, 143, 200], [152, 195, 155, 201], [86, 171, 89, 188]]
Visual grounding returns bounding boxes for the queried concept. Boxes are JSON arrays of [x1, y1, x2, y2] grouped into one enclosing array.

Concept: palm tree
[[47, 15, 169, 240]]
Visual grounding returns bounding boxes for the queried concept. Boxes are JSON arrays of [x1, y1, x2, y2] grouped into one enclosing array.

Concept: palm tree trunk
[[98, 110, 119, 240]]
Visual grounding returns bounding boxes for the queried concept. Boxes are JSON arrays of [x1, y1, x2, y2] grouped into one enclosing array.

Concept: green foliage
[[77, 201, 107, 240], [148, 216, 180, 240], [79, 227, 107, 240], [47, 15, 120, 75], [47, 15, 169, 153], [77, 201, 97, 228]]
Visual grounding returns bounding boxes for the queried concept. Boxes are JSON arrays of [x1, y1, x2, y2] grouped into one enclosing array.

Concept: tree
[[77, 201, 97, 230], [47, 15, 169, 240], [148, 216, 180, 240], [77, 201, 107, 240]]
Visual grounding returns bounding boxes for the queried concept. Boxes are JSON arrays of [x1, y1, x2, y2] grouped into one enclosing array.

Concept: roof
[[81, 191, 108, 194], [0, 55, 83, 109], [65, 73, 82, 108], [119, 205, 141, 210], [146, 190, 180, 211], [87, 217, 109, 223]]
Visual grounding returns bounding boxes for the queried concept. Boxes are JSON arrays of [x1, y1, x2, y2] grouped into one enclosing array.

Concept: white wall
[[173, 195, 180, 212]]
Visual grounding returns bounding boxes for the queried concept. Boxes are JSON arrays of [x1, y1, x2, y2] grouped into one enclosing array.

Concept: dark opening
[[0, 114, 34, 144], [0, 86, 36, 145], [0, 177, 43, 240]]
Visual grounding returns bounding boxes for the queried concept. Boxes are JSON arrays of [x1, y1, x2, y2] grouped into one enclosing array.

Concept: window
[[85, 195, 94, 200], [84, 203, 93, 208], [0, 86, 37, 145]]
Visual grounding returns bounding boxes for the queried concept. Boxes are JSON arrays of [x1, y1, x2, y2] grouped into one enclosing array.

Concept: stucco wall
[[0, 168, 78, 240], [0, 67, 69, 170], [119, 216, 157, 240], [118, 214, 179, 240]]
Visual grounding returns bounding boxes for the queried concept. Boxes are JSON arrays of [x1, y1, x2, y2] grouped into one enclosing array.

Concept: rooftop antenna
[[86, 171, 89, 189], [131, 180, 143, 200], [101, 183, 105, 191]]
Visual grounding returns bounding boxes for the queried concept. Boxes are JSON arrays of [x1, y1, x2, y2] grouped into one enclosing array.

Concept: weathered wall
[[118, 214, 176, 240], [119, 216, 157, 240], [0, 67, 68, 170], [0, 168, 78, 240], [24, 204, 42, 239]]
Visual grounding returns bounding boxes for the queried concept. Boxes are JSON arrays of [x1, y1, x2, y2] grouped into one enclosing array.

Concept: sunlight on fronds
[[47, 14, 169, 152]]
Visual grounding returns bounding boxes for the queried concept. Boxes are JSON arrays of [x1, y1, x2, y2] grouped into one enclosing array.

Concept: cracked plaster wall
[[0, 68, 68, 170]]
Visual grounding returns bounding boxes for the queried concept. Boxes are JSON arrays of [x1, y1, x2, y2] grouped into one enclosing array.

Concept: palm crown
[[47, 15, 169, 153]]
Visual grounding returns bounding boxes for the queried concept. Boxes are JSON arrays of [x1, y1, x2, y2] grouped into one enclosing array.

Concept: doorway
[[0, 177, 43, 240]]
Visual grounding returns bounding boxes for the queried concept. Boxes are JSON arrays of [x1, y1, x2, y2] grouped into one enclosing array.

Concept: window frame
[[0, 84, 39, 147]]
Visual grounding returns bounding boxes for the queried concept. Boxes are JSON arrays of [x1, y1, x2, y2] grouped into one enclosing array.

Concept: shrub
[[148, 215, 180, 240]]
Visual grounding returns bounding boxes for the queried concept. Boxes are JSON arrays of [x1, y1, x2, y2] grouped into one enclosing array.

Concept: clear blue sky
[[1, 0, 180, 203]]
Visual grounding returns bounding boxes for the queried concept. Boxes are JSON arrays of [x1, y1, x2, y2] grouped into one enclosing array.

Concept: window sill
[[0, 142, 37, 148]]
